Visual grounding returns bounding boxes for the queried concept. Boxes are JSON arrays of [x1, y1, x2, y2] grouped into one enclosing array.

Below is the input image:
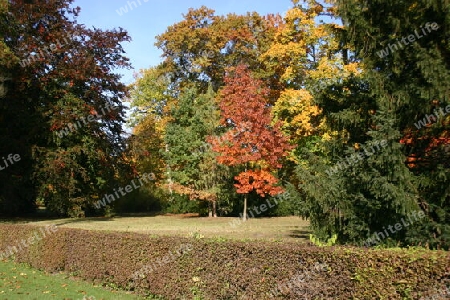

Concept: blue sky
[[70, 0, 294, 85]]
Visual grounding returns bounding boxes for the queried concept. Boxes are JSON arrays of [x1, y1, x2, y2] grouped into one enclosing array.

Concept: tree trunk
[[212, 200, 217, 217], [165, 144, 173, 199], [242, 194, 247, 222], [242, 163, 248, 221], [0, 74, 11, 98], [208, 201, 212, 217]]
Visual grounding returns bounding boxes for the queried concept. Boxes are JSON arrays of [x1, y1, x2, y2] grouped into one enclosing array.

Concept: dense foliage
[[0, 0, 131, 216], [1, 0, 448, 249]]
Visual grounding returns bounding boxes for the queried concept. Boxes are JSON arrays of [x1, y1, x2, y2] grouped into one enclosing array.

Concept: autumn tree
[[258, 2, 362, 197], [155, 6, 280, 94], [210, 65, 292, 221], [136, 4, 281, 215], [1, 0, 131, 216]]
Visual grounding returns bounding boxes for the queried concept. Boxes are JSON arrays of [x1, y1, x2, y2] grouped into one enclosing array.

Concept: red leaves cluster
[[401, 129, 450, 168], [234, 170, 283, 197], [210, 65, 293, 196]]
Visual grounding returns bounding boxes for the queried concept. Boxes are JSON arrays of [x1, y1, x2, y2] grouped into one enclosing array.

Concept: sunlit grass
[[0, 260, 144, 299], [10, 214, 310, 242]]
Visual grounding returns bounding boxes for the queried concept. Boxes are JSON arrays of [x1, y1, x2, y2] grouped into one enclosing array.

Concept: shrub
[[0, 224, 448, 299]]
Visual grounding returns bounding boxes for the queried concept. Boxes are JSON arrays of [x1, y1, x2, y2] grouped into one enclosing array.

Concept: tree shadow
[[51, 217, 115, 227], [0, 212, 204, 227], [115, 212, 201, 218], [288, 229, 310, 239], [0, 216, 116, 227]]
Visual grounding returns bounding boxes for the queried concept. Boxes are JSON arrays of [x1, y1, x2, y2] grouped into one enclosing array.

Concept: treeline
[[1, 0, 449, 249]]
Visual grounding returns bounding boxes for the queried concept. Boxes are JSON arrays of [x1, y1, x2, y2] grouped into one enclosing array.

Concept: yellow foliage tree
[[272, 89, 321, 140], [262, 2, 363, 145]]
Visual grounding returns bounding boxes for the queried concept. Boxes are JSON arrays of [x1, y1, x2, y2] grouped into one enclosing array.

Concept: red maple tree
[[209, 65, 293, 220]]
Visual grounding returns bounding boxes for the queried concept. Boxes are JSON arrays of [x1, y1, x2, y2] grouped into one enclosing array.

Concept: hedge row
[[0, 224, 448, 299]]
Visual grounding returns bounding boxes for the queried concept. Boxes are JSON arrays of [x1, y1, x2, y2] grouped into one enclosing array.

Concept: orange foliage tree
[[209, 65, 293, 220]]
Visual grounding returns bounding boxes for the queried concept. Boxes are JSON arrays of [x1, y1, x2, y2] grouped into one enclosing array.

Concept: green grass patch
[[0, 260, 144, 300]]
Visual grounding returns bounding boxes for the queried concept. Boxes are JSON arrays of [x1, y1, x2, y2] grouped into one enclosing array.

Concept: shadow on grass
[[288, 229, 310, 239], [0, 207, 115, 226], [49, 212, 203, 230], [0, 211, 204, 228], [0, 215, 116, 227], [116, 212, 201, 218], [51, 217, 116, 227]]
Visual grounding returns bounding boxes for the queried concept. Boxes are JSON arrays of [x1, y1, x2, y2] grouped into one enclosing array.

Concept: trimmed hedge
[[0, 224, 448, 299]]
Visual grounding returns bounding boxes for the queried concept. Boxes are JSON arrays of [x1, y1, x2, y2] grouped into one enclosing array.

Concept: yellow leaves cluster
[[308, 57, 363, 85], [284, 7, 308, 23], [272, 89, 321, 139], [264, 42, 306, 59], [261, 7, 333, 84], [343, 62, 362, 75]]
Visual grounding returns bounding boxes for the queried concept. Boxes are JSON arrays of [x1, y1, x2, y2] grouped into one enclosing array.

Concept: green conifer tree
[[296, 0, 449, 247]]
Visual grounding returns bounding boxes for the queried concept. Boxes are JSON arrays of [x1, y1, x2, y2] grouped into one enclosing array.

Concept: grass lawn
[[0, 214, 310, 299], [7, 214, 311, 242], [0, 260, 145, 300]]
